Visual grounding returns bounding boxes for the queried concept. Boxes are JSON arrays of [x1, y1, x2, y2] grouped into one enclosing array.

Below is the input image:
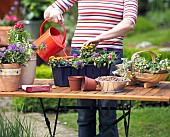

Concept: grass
[[0, 109, 36, 137], [58, 107, 170, 137], [123, 28, 170, 47]]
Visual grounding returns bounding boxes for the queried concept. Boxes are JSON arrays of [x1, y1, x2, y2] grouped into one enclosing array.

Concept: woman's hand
[[44, 5, 64, 24], [84, 35, 102, 46]]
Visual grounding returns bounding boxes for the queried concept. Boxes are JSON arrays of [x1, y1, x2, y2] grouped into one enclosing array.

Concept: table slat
[[0, 79, 170, 102]]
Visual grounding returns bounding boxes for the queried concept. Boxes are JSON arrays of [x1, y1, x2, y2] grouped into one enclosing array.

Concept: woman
[[44, 0, 138, 137]]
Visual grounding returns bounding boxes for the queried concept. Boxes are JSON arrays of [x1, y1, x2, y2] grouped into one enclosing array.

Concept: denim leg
[[98, 50, 122, 137], [77, 99, 96, 137], [72, 48, 123, 137], [98, 100, 119, 137], [71, 48, 97, 137]]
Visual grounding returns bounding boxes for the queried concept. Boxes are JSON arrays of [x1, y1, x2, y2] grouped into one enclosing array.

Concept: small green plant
[[114, 52, 170, 78], [48, 44, 117, 69], [133, 53, 170, 74], [0, 110, 36, 137], [113, 58, 131, 80], [48, 56, 72, 68]]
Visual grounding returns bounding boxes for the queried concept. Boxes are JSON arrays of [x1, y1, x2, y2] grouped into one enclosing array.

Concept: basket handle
[[39, 19, 66, 45], [131, 50, 156, 76]]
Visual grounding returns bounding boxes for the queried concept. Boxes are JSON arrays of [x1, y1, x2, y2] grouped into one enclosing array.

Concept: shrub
[[127, 16, 157, 36], [12, 97, 76, 113], [35, 64, 52, 79], [146, 10, 170, 28]]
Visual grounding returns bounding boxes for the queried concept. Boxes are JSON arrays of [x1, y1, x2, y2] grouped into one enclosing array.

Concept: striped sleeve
[[52, 0, 77, 13], [123, 0, 138, 25]]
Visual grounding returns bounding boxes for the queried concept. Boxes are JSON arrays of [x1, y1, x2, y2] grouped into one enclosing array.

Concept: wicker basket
[[130, 50, 169, 83]]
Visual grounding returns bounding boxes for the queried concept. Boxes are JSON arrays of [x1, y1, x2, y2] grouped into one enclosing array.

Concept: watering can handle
[[40, 19, 66, 45]]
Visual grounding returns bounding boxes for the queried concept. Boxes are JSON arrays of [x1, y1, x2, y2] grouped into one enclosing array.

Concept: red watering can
[[34, 19, 67, 62]]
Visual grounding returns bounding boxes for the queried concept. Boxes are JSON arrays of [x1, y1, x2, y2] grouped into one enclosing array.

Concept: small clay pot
[[81, 76, 97, 91], [68, 76, 84, 91]]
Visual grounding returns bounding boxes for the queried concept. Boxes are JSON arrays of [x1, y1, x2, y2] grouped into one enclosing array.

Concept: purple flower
[[14, 1, 19, 5], [77, 61, 82, 67], [40, 42, 47, 49], [10, 6, 15, 11], [41, 42, 46, 45], [20, 47, 25, 53], [0, 52, 5, 58], [73, 53, 78, 58], [0, 47, 6, 51], [31, 44, 37, 50], [95, 53, 100, 57], [108, 54, 112, 60], [8, 44, 19, 51]]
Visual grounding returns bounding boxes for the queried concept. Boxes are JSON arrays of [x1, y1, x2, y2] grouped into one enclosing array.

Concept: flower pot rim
[[68, 76, 84, 79]]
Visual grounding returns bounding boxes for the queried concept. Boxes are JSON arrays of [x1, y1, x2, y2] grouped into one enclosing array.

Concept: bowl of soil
[[95, 76, 130, 92]]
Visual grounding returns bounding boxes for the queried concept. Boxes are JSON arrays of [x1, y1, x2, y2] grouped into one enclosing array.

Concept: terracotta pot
[[81, 76, 97, 91], [0, 63, 21, 91], [68, 76, 84, 91], [0, 26, 12, 45], [20, 53, 37, 86]]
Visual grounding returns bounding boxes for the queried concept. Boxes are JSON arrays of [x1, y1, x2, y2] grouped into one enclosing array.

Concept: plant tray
[[52, 64, 110, 87]]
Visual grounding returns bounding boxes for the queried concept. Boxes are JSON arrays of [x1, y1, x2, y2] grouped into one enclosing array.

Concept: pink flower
[[108, 54, 112, 60], [5, 15, 18, 22], [14, 22, 24, 29]]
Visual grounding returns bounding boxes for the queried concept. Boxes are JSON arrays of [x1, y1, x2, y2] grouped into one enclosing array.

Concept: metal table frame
[[39, 98, 132, 137]]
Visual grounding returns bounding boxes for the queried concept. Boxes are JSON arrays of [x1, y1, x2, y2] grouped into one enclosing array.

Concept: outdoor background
[[0, 0, 170, 137]]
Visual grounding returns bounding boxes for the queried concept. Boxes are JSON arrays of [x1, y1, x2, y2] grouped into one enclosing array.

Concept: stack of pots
[[68, 76, 97, 91]]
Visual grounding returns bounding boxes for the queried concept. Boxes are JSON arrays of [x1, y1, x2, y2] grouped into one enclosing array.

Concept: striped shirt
[[52, 0, 138, 49]]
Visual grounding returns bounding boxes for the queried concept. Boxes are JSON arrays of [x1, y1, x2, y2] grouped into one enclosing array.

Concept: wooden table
[[1, 79, 170, 137], [0, 79, 170, 101]]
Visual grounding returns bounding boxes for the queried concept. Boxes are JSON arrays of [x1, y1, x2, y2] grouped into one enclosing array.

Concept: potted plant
[[113, 50, 170, 87], [20, 0, 53, 38], [48, 44, 117, 87], [0, 22, 46, 91], [0, 14, 18, 45]]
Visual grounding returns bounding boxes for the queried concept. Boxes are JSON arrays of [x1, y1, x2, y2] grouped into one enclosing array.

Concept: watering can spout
[[34, 20, 67, 62]]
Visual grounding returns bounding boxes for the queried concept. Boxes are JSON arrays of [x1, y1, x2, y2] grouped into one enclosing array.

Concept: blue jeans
[[71, 48, 123, 137]]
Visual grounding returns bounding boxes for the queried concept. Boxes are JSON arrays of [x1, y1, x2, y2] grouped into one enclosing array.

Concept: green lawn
[[58, 107, 170, 137], [123, 28, 170, 47]]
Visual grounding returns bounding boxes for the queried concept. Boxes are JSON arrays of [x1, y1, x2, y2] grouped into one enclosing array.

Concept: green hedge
[[126, 16, 157, 36], [12, 97, 76, 113]]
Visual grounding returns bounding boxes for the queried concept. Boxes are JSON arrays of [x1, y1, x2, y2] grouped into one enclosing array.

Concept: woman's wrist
[[96, 35, 103, 42]]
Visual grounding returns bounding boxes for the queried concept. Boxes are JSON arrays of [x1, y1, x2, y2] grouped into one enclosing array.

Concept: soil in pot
[[96, 76, 129, 92]]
